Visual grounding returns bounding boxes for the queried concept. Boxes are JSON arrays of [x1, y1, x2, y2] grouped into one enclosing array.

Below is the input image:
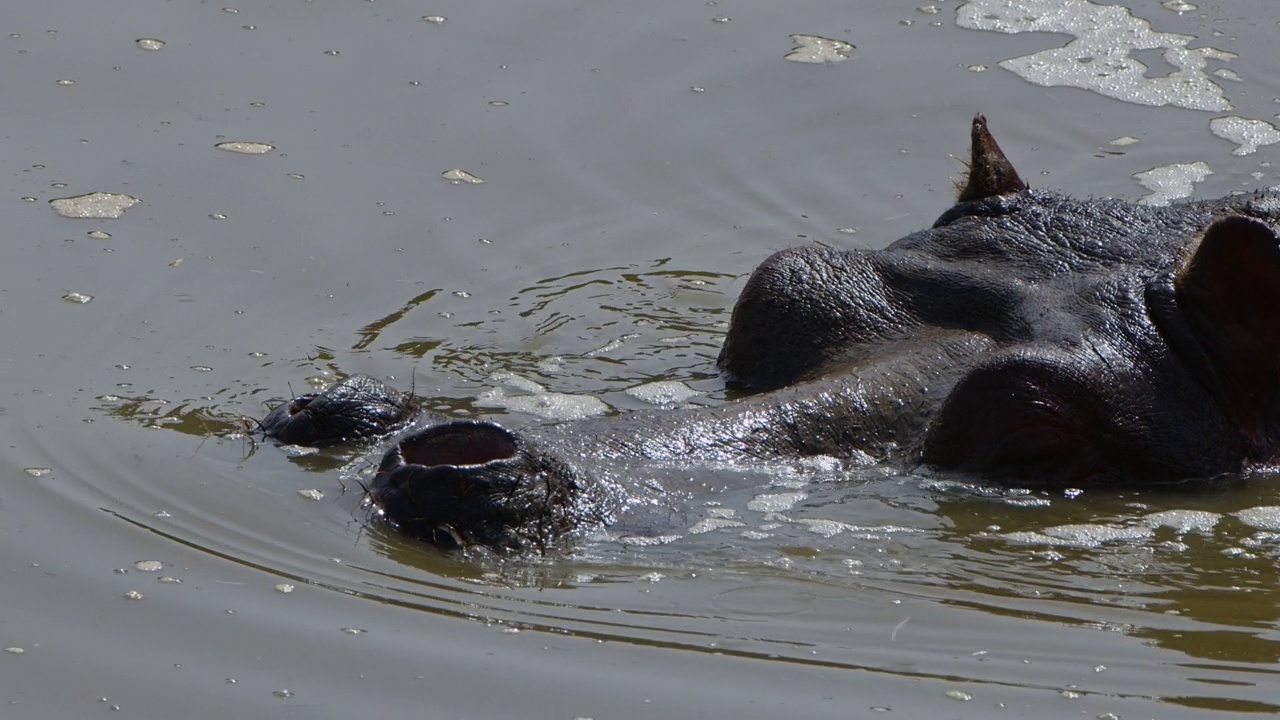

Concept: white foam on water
[[957, 0, 1233, 111], [1235, 506, 1280, 531], [1133, 161, 1212, 206], [1208, 116, 1280, 156], [625, 380, 700, 405]]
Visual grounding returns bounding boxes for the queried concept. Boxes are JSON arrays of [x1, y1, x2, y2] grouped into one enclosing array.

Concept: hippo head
[[261, 116, 1280, 551]]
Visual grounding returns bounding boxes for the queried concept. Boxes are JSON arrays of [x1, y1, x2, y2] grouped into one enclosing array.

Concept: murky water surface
[[3, 1, 1280, 717]]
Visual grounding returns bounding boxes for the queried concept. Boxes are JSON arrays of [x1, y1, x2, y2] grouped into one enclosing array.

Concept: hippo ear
[[956, 114, 1028, 202], [1175, 216, 1280, 451], [1177, 216, 1280, 343]]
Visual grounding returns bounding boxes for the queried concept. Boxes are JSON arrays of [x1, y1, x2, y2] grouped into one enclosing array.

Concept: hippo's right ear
[[1174, 216, 1280, 454]]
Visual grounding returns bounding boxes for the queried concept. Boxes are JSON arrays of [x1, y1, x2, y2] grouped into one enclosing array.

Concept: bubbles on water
[[275, 583, 294, 593], [1140, 509, 1220, 533], [298, 489, 324, 501], [475, 372, 609, 420], [133, 560, 163, 572], [1001, 523, 1154, 548], [216, 141, 275, 155], [1209, 116, 1280, 156], [945, 690, 973, 701], [49, 192, 140, 218], [441, 168, 484, 184], [422, 15, 447, 24], [1133, 161, 1212, 206], [956, 0, 1233, 112], [123, 590, 144, 600], [135, 38, 165, 50], [1235, 506, 1280, 530], [625, 380, 699, 405], [747, 492, 807, 513], [784, 35, 855, 65]]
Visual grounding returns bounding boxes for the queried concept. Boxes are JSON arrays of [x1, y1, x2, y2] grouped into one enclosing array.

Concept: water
[[3, 0, 1279, 717]]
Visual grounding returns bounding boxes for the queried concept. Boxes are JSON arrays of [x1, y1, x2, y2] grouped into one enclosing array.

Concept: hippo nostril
[[396, 421, 519, 468], [286, 395, 314, 415]]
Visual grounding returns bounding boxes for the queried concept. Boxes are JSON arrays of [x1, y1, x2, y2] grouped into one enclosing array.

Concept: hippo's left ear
[[1175, 215, 1280, 454]]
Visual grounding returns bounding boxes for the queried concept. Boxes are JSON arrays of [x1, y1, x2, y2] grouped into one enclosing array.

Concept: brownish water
[[3, 1, 1280, 717]]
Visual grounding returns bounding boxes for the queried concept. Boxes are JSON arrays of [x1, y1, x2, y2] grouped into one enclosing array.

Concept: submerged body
[[261, 116, 1280, 551]]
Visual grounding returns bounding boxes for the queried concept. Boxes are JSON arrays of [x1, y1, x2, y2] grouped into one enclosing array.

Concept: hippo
[[259, 116, 1280, 552]]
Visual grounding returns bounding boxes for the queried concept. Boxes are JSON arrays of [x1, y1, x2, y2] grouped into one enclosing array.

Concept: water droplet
[[274, 583, 294, 594], [190, 366, 213, 372], [56, 79, 75, 87], [62, 292, 93, 304], [785, 35, 855, 64], [123, 590, 144, 600], [272, 689, 293, 699], [21, 197, 36, 202], [134, 560, 163, 572], [249, 101, 266, 107], [298, 489, 324, 501], [209, 213, 227, 220], [158, 576, 182, 584], [341, 627, 367, 634], [23, 467, 51, 477], [452, 290, 471, 298], [711, 15, 731, 23], [5, 648, 24, 655], [966, 64, 988, 73], [49, 192, 140, 219], [216, 141, 275, 155], [945, 690, 972, 701], [422, 15, 447, 24], [87, 230, 112, 239], [441, 168, 484, 184], [222, 7, 239, 13], [488, 100, 508, 106], [323, 50, 340, 56], [287, 173, 304, 180], [135, 38, 165, 51], [917, 5, 941, 14]]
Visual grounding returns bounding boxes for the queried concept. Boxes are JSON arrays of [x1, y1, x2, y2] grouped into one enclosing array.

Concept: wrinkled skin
[[261, 116, 1280, 552]]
